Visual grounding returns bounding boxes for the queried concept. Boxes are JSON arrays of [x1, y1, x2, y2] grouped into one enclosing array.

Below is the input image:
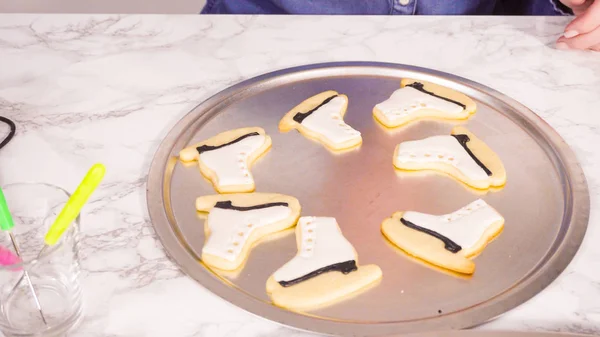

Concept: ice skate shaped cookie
[[267, 217, 382, 311], [393, 126, 506, 190], [381, 199, 504, 274], [279, 91, 362, 151], [374, 79, 476, 128], [179, 127, 272, 193], [196, 193, 301, 271]]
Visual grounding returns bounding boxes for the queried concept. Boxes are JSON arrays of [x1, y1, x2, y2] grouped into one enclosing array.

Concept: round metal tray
[[400, 331, 587, 337], [147, 62, 589, 336]]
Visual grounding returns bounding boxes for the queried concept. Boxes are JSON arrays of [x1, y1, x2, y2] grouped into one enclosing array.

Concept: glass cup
[[0, 183, 83, 337]]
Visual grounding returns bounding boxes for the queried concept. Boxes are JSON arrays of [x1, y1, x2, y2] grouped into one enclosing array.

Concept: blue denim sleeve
[[499, 0, 573, 14], [202, 0, 391, 14], [202, 0, 287, 14], [202, 0, 572, 15]]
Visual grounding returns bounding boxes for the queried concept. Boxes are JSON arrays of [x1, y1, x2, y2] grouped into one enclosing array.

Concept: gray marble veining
[[0, 14, 599, 336]]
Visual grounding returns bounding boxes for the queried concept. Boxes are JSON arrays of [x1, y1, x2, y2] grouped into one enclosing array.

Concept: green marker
[[0, 187, 48, 325], [0, 189, 15, 232]]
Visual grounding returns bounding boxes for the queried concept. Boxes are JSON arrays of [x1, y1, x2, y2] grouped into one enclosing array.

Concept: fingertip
[[555, 41, 570, 50], [563, 30, 580, 38], [564, 16, 581, 32], [556, 34, 569, 44]]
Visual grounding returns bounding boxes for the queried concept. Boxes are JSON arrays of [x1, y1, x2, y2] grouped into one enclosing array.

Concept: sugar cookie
[[279, 91, 362, 151], [393, 126, 506, 189], [374, 79, 476, 128], [381, 199, 504, 274], [267, 217, 382, 311], [196, 193, 301, 271], [179, 127, 271, 193]]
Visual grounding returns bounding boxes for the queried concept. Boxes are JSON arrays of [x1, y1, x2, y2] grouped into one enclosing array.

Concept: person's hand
[[557, 0, 600, 50]]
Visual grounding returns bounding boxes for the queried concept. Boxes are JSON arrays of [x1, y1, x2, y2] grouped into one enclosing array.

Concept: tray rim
[[146, 62, 590, 336], [399, 331, 589, 337]]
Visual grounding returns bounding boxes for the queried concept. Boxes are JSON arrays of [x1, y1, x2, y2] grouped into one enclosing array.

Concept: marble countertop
[[1, 14, 599, 337]]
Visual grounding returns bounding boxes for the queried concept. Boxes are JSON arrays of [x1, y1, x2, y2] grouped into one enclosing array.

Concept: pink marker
[[0, 245, 21, 269]]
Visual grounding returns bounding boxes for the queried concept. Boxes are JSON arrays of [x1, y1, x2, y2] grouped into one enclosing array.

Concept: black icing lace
[[0, 116, 16, 150]]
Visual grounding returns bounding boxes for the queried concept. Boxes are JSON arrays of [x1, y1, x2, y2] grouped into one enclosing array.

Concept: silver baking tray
[[146, 62, 589, 336], [400, 331, 588, 337]]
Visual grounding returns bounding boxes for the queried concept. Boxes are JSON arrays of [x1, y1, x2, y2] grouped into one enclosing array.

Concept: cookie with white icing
[[179, 127, 272, 193], [266, 217, 382, 311], [381, 199, 504, 274], [374, 79, 476, 128], [393, 126, 506, 190], [279, 91, 362, 151], [196, 193, 301, 271]]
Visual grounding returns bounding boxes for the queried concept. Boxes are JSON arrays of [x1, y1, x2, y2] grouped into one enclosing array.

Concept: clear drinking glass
[[0, 183, 83, 337]]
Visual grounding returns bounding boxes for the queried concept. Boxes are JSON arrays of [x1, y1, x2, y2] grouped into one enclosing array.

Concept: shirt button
[[398, 0, 410, 5]]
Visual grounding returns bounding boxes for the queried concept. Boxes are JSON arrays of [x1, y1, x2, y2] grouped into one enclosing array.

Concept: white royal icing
[[403, 199, 503, 249], [300, 96, 361, 145], [375, 86, 464, 121], [395, 135, 489, 181], [273, 217, 356, 283], [202, 205, 292, 262], [199, 134, 266, 187]]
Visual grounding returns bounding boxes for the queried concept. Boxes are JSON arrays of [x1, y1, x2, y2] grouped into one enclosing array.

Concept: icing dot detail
[[444, 200, 488, 222]]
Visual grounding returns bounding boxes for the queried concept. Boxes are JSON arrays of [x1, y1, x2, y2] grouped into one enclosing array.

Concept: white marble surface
[[0, 14, 599, 337]]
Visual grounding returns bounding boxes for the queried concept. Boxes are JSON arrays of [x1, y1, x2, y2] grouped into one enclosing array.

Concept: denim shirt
[[202, 0, 572, 15]]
